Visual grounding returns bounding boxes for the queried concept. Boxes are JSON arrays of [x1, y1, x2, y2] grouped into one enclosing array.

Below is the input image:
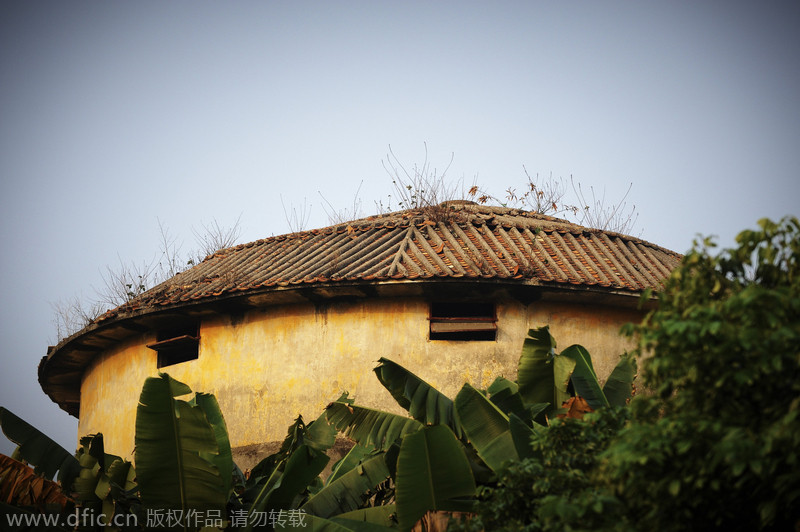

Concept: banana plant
[[73, 433, 138, 529], [301, 451, 391, 518], [373, 358, 464, 440], [325, 393, 423, 451], [134, 373, 232, 516], [517, 326, 636, 416], [238, 408, 400, 531], [517, 326, 577, 417], [323, 365, 483, 529], [453, 383, 523, 472], [329, 326, 636, 480], [0, 326, 635, 532], [0, 410, 137, 529], [394, 425, 476, 531], [0, 407, 81, 488], [456, 326, 636, 471]]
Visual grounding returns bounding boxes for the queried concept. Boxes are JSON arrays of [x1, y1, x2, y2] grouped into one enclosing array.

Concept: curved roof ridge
[[207, 201, 671, 260]]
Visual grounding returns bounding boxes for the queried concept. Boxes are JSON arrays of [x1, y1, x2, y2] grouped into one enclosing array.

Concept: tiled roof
[[41, 202, 682, 417], [97, 202, 681, 322]]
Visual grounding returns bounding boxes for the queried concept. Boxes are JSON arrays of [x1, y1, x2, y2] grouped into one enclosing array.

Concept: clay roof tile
[[84, 202, 682, 323]]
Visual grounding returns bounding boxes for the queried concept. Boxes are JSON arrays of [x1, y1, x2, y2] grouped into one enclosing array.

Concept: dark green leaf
[[302, 452, 390, 518], [265, 444, 329, 511], [134, 373, 227, 512], [195, 392, 234, 498], [305, 410, 339, 453], [326, 401, 423, 451], [487, 376, 519, 396], [602, 354, 636, 407], [509, 413, 538, 459], [488, 383, 530, 422], [518, 327, 556, 401], [454, 383, 518, 473], [562, 344, 608, 410], [334, 505, 397, 527], [0, 407, 80, 486], [395, 425, 476, 531], [374, 358, 463, 438], [326, 443, 372, 486]]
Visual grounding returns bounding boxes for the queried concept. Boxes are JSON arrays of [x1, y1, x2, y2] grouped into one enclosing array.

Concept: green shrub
[[605, 218, 800, 530], [452, 407, 629, 532], [456, 217, 800, 531]]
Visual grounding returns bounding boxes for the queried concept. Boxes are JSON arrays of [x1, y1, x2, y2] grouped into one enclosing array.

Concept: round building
[[39, 201, 680, 464]]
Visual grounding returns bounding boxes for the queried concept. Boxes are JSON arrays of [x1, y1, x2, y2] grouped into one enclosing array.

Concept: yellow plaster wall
[[77, 336, 157, 460], [78, 297, 641, 458]]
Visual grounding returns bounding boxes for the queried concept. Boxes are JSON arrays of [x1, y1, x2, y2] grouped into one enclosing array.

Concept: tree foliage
[[456, 216, 800, 531], [605, 216, 800, 531]]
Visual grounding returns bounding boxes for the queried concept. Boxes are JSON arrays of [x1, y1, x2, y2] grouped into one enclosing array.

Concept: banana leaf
[[561, 344, 609, 409], [487, 376, 518, 395], [454, 384, 518, 473], [194, 393, 234, 497], [0, 407, 80, 487], [244, 413, 333, 507], [242, 462, 283, 517], [488, 385, 529, 422], [305, 410, 339, 453], [517, 327, 576, 418], [395, 425, 476, 531], [72, 434, 127, 511], [334, 505, 397, 527], [94, 457, 135, 501], [134, 373, 227, 512], [517, 326, 558, 408], [326, 402, 423, 451], [270, 445, 329, 509], [267, 445, 329, 511], [302, 452, 390, 518], [247, 417, 305, 488], [326, 443, 372, 486], [602, 353, 637, 407], [374, 358, 464, 439], [528, 402, 550, 421], [251, 412, 336, 486], [384, 443, 401, 480], [73, 434, 104, 504], [508, 413, 540, 459]]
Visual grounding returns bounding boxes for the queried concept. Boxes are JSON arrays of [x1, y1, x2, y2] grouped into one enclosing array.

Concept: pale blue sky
[[1, 1, 798, 456]]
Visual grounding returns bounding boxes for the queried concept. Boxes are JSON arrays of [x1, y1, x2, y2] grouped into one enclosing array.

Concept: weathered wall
[[78, 297, 641, 459], [78, 336, 157, 461]]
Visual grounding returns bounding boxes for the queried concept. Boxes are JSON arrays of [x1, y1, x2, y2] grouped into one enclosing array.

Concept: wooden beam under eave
[[118, 320, 150, 333], [44, 384, 80, 404], [44, 371, 83, 385], [66, 342, 105, 353]]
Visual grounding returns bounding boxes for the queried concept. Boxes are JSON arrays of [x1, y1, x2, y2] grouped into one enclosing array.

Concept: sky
[[1, 1, 798, 457]]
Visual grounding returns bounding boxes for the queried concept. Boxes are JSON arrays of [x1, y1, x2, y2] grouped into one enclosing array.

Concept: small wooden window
[[429, 302, 497, 341], [148, 322, 199, 368]]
